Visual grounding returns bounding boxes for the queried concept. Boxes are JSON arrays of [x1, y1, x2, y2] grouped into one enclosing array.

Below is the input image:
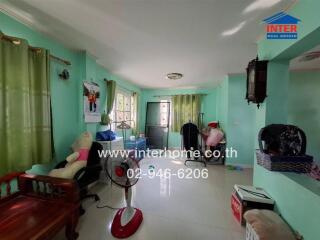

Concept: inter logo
[[263, 12, 301, 40]]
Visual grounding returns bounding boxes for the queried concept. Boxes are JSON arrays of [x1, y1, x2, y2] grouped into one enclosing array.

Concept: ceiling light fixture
[[243, 0, 282, 14], [299, 51, 320, 62], [221, 21, 246, 36], [166, 73, 183, 80]]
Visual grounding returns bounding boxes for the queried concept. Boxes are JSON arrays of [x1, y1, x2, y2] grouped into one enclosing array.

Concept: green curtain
[[0, 33, 52, 176], [103, 80, 116, 125], [172, 94, 201, 132], [132, 92, 139, 136]]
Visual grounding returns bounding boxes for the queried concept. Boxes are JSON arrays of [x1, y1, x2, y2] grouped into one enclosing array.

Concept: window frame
[[110, 88, 136, 130]]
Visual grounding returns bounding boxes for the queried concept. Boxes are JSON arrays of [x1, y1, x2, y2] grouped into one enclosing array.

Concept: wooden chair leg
[[66, 210, 79, 240]]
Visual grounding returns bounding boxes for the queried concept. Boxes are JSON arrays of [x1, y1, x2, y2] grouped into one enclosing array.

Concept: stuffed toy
[[49, 131, 93, 179], [244, 209, 297, 240]]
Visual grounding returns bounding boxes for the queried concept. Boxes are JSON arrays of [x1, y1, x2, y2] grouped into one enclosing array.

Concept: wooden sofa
[[0, 173, 80, 240]]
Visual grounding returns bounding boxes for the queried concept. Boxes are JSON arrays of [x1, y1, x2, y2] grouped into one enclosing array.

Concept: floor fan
[[106, 155, 143, 238]]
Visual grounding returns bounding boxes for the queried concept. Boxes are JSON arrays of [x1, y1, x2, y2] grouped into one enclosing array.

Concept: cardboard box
[[231, 185, 275, 225]]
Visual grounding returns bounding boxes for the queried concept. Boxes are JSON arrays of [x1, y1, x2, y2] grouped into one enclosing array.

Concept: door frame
[[145, 101, 171, 149]]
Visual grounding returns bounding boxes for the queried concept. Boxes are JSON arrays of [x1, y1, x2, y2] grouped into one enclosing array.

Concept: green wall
[[215, 75, 256, 167], [78, 53, 141, 137], [254, 164, 320, 240], [216, 70, 320, 167], [0, 12, 80, 165], [254, 1, 320, 238], [226, 75, 255, 166], [253, 61, 320, 240], [216, 76, 229, 131], [2, 7, 320, 239], [139, 75, 257, 167], [0, 12, 141, 175], [253, 64, 320, 240], [139, 87, 218, 148], [244, 69, 320, 166], [288, 71, 320, 163]]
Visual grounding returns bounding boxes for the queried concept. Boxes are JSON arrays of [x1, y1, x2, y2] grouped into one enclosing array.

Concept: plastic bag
[[96, 130, 116, 141]]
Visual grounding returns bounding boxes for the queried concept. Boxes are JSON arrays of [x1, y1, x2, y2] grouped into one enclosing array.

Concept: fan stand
[[111, 186, 143, 238]]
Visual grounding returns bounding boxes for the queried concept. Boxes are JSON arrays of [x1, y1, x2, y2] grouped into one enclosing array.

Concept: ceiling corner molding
[[0, 3, 88, 56], [0, 4, 36, 31]]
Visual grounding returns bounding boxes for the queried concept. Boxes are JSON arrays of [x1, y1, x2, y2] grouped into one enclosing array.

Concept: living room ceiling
[[0, 0, 298, 88]]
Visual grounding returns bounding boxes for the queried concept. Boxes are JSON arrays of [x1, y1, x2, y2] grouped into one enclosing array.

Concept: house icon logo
[[263, 12, 301, 40]]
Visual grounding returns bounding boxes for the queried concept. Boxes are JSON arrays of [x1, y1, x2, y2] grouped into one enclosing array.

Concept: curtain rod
[[153, 94, 207, 98], [104, 78, 137, 94], [1, 33, 71, 66], [50, 55, 71, 66]]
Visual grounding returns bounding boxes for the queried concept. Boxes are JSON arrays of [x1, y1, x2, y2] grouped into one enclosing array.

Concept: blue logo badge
[[263, 12, 301, 40]]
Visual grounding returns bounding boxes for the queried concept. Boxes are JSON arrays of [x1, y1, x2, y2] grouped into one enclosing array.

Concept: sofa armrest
[[0, 172, 24, 200], [18, 174, 80, 204]]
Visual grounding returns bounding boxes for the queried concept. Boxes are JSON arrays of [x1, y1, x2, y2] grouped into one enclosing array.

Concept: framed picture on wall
[[83, 81, 101, 122]]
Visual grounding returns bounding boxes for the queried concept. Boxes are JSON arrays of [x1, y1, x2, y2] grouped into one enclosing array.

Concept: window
[[160, 100, 170, 126], [131, 94, 137, 130], [110, 89, 136, 129]]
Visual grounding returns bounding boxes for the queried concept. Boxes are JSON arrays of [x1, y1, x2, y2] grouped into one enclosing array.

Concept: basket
[[246, 223, 259, 240], [256, 150, 313, 173]]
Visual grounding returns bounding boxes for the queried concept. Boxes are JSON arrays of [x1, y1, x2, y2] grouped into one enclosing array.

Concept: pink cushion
[[206, 128, 224, 146], [78, 149, 89, 161]]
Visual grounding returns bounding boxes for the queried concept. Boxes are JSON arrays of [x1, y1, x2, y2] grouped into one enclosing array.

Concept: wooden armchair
[[0, 173, 80, 240]]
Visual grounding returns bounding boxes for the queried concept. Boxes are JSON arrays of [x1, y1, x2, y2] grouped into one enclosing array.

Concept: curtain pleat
[[0, 34, 52, 175], [172, 94, 201, 132], [104, 80, 116, 125]]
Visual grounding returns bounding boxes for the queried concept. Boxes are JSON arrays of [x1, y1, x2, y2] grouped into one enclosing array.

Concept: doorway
[[145, 102, 170, 149]]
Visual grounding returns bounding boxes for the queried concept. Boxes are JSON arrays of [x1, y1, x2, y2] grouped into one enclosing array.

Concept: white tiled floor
[[55, 157, 252, 240]]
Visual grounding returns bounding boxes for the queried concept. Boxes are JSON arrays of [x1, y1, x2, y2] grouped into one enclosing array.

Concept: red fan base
[[111, 207, 143, 238]]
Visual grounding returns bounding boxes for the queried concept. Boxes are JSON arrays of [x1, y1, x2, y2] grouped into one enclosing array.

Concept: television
[[245, 58, 268, 108]]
